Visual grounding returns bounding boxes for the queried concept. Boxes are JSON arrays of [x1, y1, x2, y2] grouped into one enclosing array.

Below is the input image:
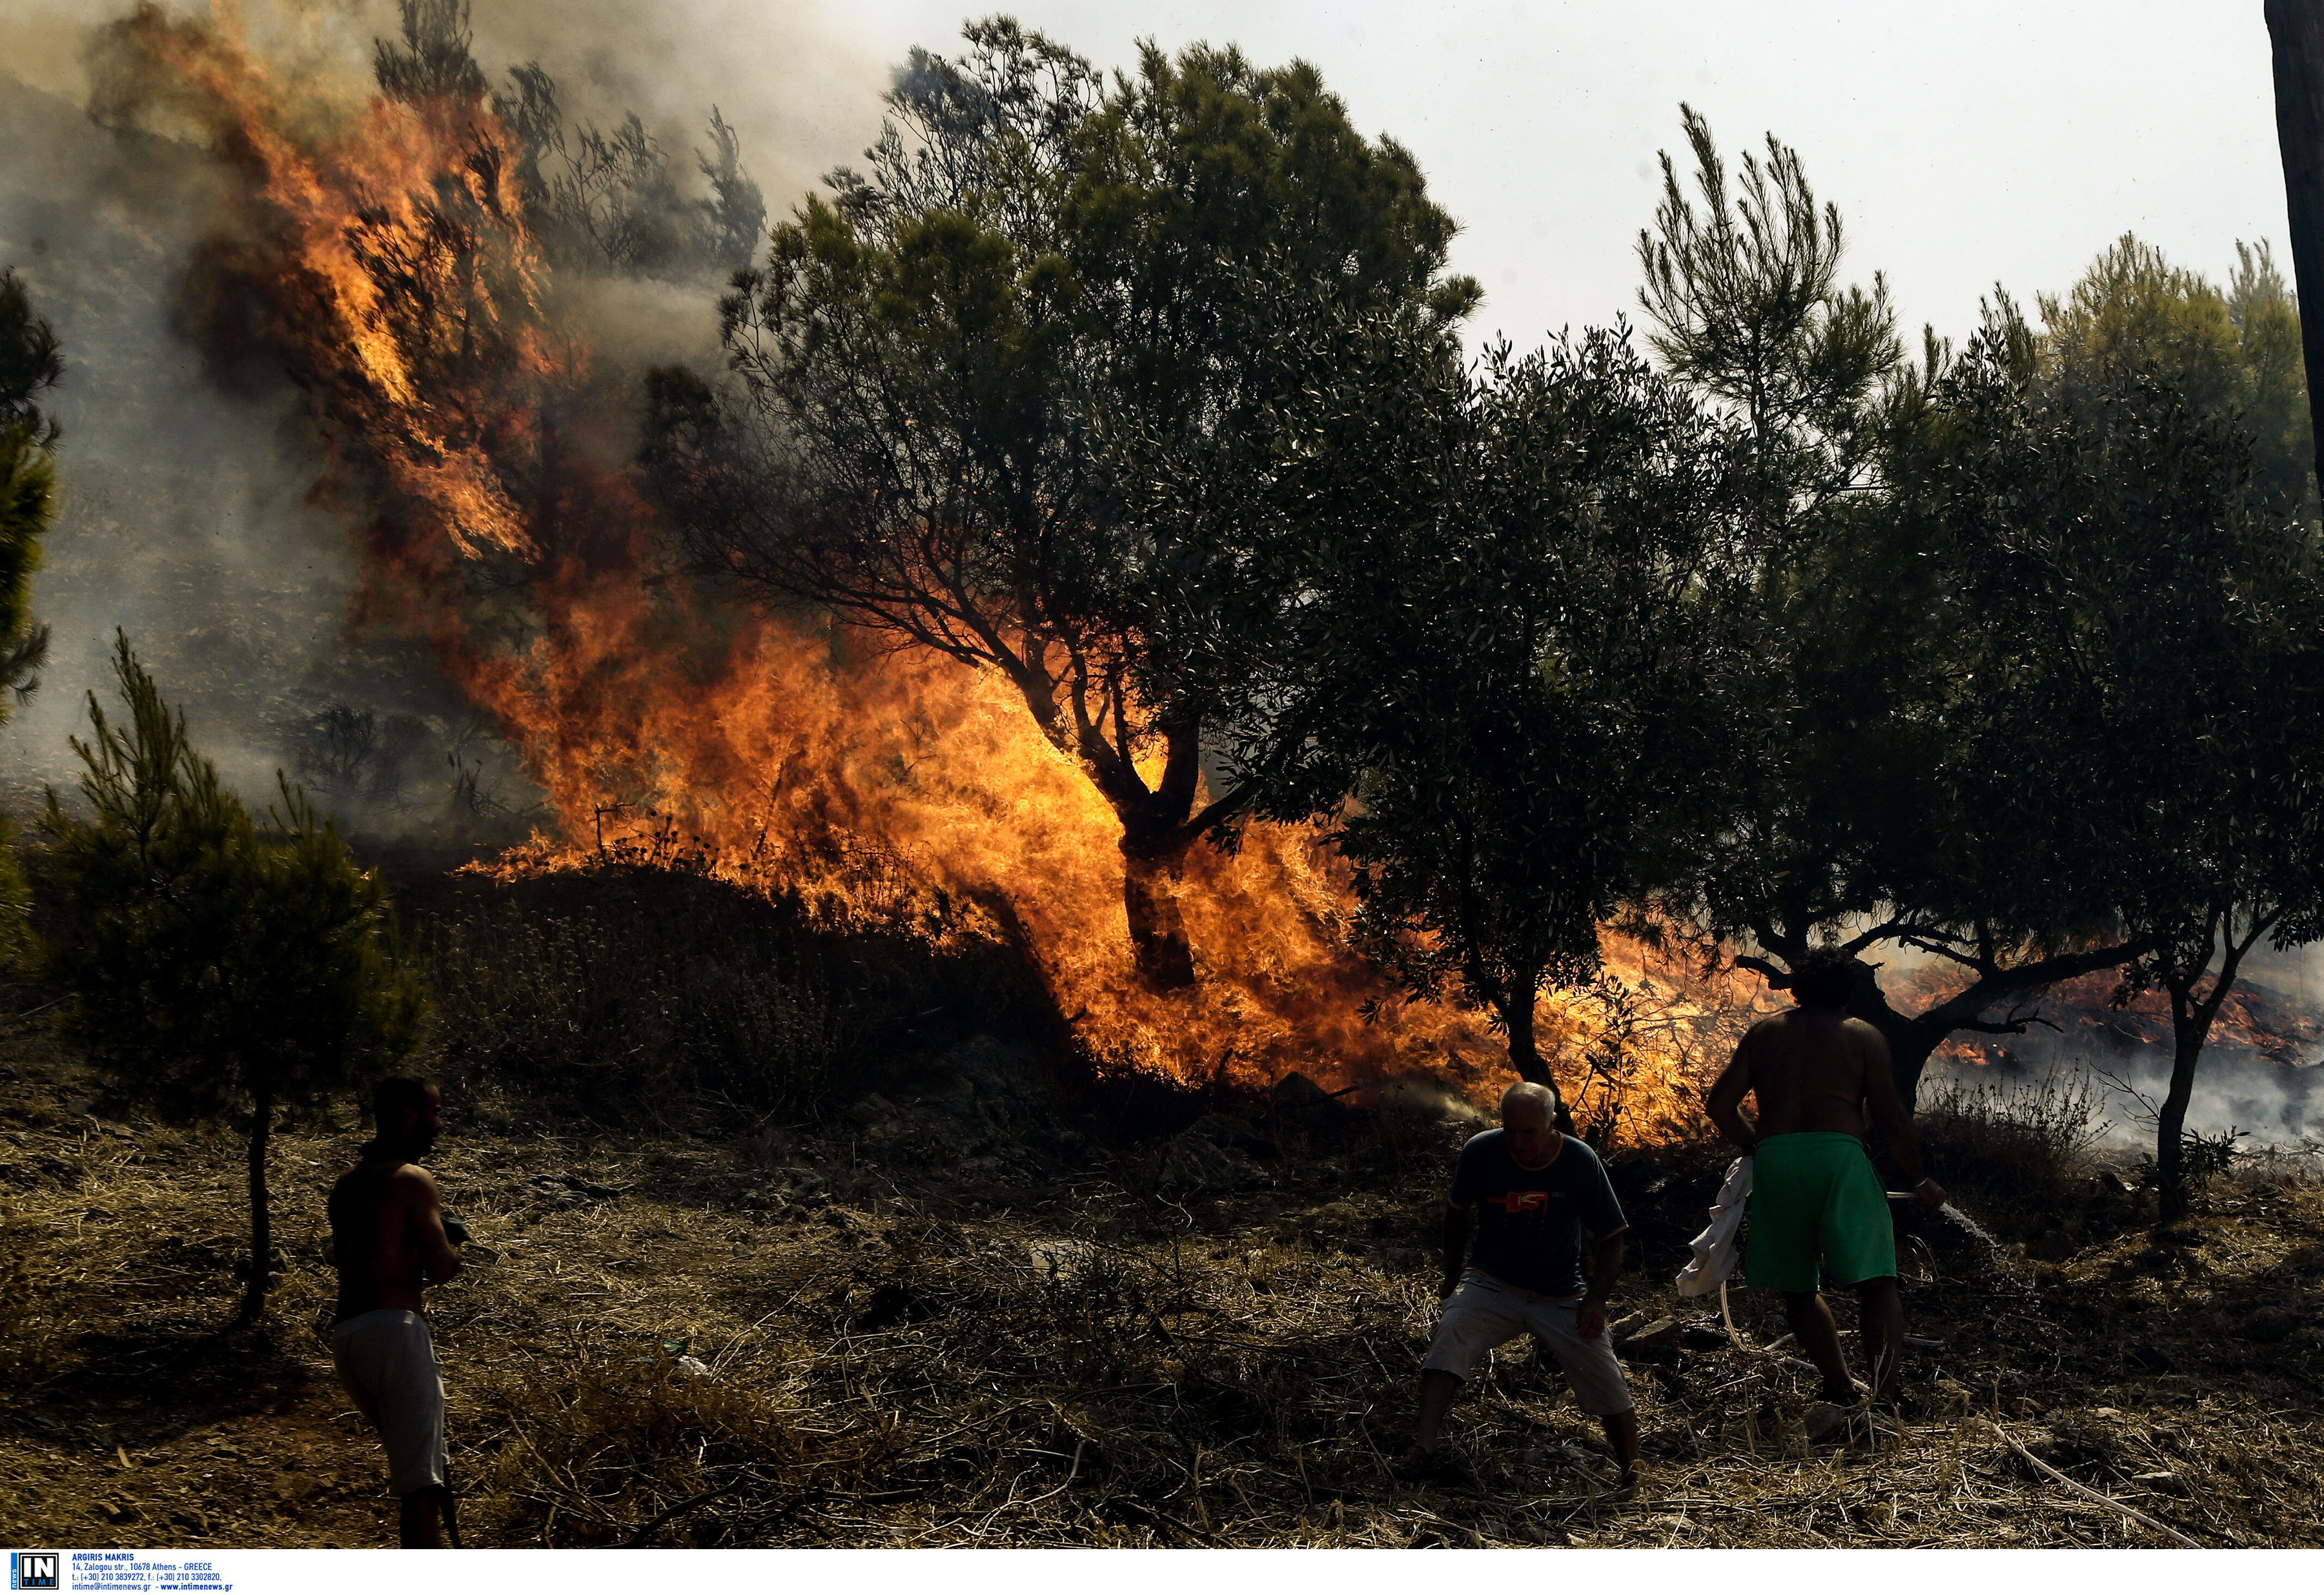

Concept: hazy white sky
[[9, 1, 2294, 347], [742, 0, 2294, 350]]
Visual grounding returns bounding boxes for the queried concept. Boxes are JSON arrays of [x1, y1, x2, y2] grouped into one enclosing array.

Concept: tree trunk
[[236, 1086, 273, 1326], [1881, 1021, 1949, 1118], [2147, 925, 2259, 1227], [2154, 999, 2203, 1225], [1099, 717, 1228, 990], [1842, 982, 1949, 1113], [1121, 848, 1196, 988], [1498, 978, 1579, 1136], [2153, 919, 2264, 1223], [2268, 0, 2324, 487], [1503, 979, 1552, 1089]]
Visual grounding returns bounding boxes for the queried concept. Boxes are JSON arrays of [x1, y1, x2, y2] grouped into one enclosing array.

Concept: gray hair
[[1499, 1081, 1558, 1122]]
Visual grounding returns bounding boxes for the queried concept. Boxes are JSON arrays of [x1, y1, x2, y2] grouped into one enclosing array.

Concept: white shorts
[[1423, 1269, 1635, 1416], [332, 1309, 448, 1496]]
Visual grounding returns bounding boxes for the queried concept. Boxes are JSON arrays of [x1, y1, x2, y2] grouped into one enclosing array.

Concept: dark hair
[[371, 1074, 436, 1139], [1788, 949, 1864, 1011]]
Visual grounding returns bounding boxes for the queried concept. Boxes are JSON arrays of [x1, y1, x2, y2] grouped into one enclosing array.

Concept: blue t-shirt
[[1449, 1130, 1627, 1297]]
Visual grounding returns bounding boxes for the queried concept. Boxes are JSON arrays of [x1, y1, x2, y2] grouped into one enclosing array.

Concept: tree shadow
[[27, 1319, 323, 1445]]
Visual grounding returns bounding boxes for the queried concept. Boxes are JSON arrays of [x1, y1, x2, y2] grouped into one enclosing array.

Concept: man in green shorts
[[1706, 950, 1945, 1420]]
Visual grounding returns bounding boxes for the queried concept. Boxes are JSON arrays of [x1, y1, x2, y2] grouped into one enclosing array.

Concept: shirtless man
[[329, 1075, 463, 1548], [1706, 950, 1944, 1419]]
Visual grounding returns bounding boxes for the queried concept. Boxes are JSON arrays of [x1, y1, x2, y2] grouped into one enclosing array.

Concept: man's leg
[[1855, 1276, 1904, 1405], [1598, 1408, 1640, 1487], [375, 1319, 451, 1548], [1533, 1303, 1640, 1487], [1408, 1275, 1518, 1465], [1415, 1369, 1461, 1454], [1782, 1290, 1858, 1403], [398, 1485, 449, 1549]]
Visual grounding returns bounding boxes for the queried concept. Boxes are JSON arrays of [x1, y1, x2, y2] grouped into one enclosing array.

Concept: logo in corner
[[10, 1553, 59, 1592]]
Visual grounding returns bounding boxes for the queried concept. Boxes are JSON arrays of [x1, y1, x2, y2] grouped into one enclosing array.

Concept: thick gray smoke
[[1915, 941, 2324, 1153], [0, 69, 538, 841], [0, 0, 881, 845]]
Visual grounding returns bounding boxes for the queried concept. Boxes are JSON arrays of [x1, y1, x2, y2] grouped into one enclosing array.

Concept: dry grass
[[1, 963, 2320, 1549], [427, 1117, 2324, 1549]]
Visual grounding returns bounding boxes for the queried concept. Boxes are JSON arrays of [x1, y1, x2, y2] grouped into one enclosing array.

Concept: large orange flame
[[96, 1, 1735, 1132]]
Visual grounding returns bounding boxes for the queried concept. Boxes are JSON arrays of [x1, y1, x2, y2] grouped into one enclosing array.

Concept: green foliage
[[42, 636, 425, 1316], [2177, 1125, 2249, 1190], [2229, 241, 2314, 513], [1114, 287, 1751, 1086], [1636, 104, 1899, 532], [0, 268, 63, 964], [1932, 341, 2323, 953], [0, 268, 56, 718], [0, 429, 53, 726], [0, 267, 64, 447], [1919, 328, 2324, 1206], [1630, 110, 1985, 995], [1631, 108, 1915, 940], [1627, 116, 2266, 1126], [1065, 36, 1481, 413], [45, 636, 426, 1118], [2037, 233, 2316, 518], [693, 18, 1480, 748]]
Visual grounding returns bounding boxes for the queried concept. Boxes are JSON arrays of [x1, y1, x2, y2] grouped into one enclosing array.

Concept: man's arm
[[1856, 1021, 1944, 1208], [397, 1168, 464, 1285], [1577, 1227, 1626, 1340], [1438, 1203, 1470, 1299], [1706, 1031, 1760, 1153]]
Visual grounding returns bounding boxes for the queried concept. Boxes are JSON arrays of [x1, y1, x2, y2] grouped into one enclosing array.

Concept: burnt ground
[[0, 979, 2320, 1550]]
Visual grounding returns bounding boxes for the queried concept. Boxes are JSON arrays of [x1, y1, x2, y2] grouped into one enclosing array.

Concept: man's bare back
[[1725, 1008, 1893, 1142], [329, 1157, 458, 1321], [1706, 980, 1939, 1201]]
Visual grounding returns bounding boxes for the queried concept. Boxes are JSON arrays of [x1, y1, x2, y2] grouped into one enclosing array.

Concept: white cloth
[[1673, 1155, 1753, 1297], [332, 1309, 447, 1496]]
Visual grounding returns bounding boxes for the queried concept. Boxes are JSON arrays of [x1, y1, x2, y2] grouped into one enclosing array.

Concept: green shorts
[[1744, 1132, 1896, 1293]]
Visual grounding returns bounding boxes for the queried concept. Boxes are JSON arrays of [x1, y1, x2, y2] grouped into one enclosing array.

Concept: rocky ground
[[1, 990, 2320, 1550]]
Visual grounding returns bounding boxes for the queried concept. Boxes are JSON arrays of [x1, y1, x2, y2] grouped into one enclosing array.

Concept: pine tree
[[43, 638, 428, 1323]]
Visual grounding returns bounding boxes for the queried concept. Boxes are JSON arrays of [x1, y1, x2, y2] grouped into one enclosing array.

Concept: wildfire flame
[[92, 1, 1725, 1133]]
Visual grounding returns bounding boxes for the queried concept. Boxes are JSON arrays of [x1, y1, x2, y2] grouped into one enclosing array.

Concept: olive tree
[[658, 18, 1479, 984], [1110, 283, 1752, 1098]]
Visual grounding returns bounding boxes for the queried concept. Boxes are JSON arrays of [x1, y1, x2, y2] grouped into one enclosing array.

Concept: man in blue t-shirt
[[1398, 1081, 1638, 1487]]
